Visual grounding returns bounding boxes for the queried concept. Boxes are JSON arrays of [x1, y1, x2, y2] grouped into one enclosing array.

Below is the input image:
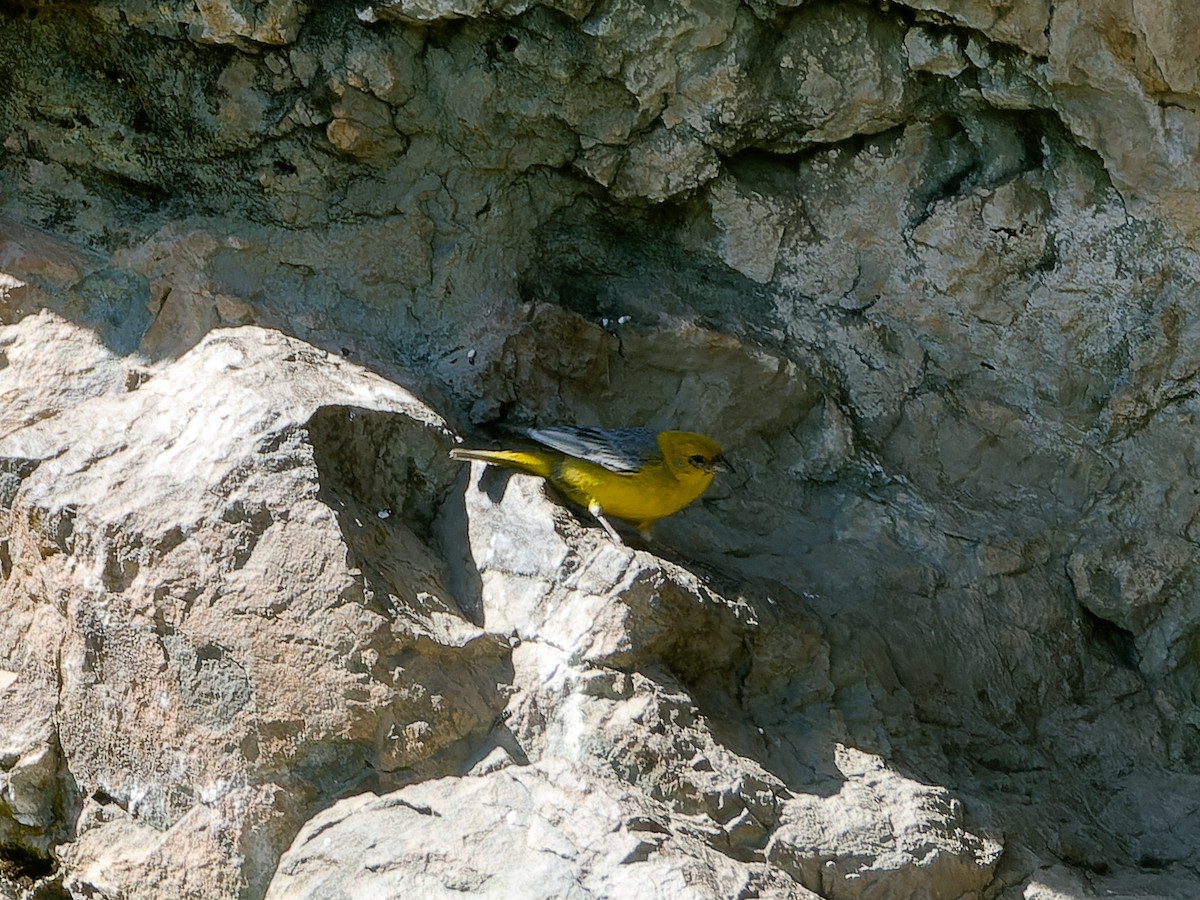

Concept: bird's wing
[[524, 426, 661, 473]]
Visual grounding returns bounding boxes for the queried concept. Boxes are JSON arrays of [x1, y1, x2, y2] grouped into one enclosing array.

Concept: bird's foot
[[588, 503, 625, 546]]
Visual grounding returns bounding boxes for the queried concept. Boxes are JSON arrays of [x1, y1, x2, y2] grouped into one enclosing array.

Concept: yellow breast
[[549, 457, 715, 531]]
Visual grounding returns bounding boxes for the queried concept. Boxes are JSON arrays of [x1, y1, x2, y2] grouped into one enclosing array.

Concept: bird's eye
[[688, 454, 707, 467]]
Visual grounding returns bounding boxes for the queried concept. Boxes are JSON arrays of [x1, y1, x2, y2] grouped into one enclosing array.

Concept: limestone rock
[[120, 0, 308, 45], [325, 84, 409, 160], [768, 745, 1001, 899], [1044, 0, 1200, 233], [898, 0, 1052, 56], [270, 467, 994, 899], [2, 0, 1200, 897], [708, 175, 793, 284], [364, 0, 488, 24], [268, 764, 816, 900], [610, 124, 722, 203], [0, 316, 507, 897], [748, 4, 914, 151], [904, 26, 968, 77]]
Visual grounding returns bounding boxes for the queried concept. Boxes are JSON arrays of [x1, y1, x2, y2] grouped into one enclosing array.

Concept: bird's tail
[[449, 447, 556, 479]]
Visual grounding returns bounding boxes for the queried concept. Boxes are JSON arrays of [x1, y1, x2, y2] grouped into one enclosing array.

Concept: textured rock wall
[[2, 0, 1200, 897]]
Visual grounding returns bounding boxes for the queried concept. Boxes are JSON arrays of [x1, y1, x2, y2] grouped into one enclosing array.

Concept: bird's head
[[660, 431, 733, 479]]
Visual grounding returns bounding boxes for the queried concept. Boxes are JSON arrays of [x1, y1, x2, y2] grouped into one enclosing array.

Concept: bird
[[450, 425, 732, 542]]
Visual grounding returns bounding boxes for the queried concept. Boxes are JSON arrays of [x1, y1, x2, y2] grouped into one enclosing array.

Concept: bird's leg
[[588, 501, 624, 545]]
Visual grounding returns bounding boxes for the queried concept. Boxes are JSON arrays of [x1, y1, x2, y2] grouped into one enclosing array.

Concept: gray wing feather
[[524, 426, 661, 473]]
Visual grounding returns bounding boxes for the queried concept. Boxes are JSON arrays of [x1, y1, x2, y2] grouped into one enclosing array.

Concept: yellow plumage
[[450, 426, 730, 539]]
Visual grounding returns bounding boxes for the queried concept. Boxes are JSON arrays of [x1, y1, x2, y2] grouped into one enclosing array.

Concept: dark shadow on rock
[[62, 268, 152, 357], [429, 465, 487, 628], [1078, 603, 1141, 671], [264, 404, 521, 889], [651, 570, 845, 800], [304, 402, 520, 772], [462, 721, 532, 772], [0, 727, 80, 900], [307, 404, 471, 624], [477, 463, 516, 507]]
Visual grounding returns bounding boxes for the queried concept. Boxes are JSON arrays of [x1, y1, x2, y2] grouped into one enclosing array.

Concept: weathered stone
[[363, 0, 487, 24], [610, 124, 723, 203], [904, 25, 968, 77], [120, 0, 308, 45], [1045, 0, 1200, 235], [708, 174, 792, 284], [325, 83, 409, 159], [899, 0, 1052, 56], [745, 3, 914, 151], [2, 0, 1200, 897], [269, 764, 817, 900], [0, 316, 508, 897], [768, 745, 1002, 899]]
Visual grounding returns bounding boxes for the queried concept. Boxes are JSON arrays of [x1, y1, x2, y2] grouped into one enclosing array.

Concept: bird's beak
[[712, 455, 734, 474]]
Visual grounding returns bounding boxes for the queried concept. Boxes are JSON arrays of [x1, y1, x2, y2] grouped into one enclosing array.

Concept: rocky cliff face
[[2, 0, 1200, 897]]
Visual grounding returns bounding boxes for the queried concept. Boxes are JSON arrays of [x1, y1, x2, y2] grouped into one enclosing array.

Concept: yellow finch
[[450, 426, 731, 541]]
